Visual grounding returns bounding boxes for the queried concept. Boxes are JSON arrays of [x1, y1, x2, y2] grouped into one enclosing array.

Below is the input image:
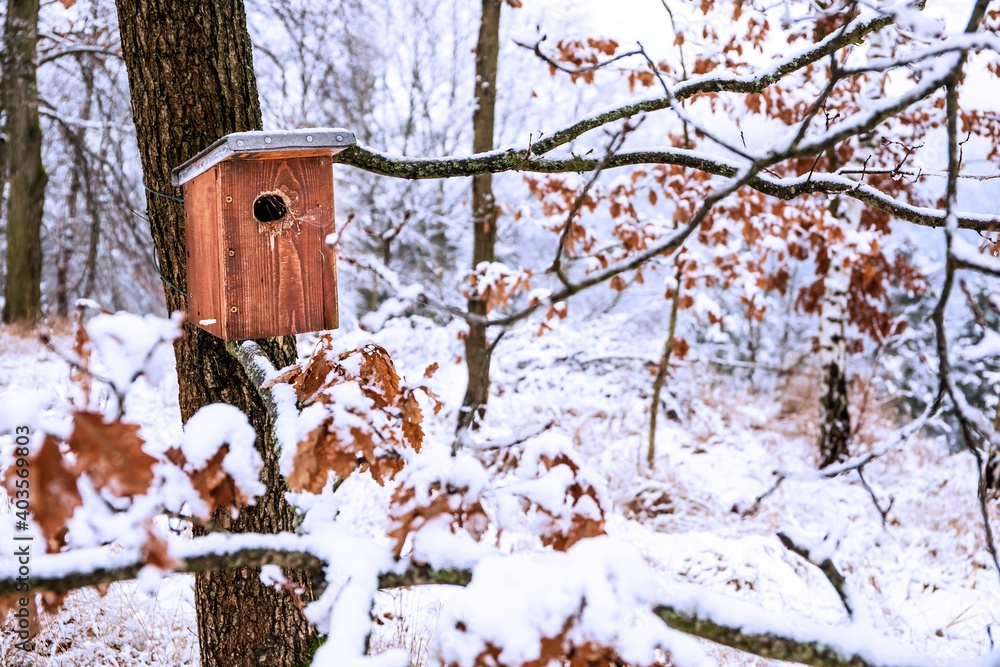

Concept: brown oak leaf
[[67, 412, 156, 498], [40, 591, 67, 615], [4, 434, 82, 552], [356, 344, 401, 408], [400, 390, 424, 451], [291, 350, 337, 404], [142, 525, 180, 571], [287, 422, 360, 494], [189, 446, 243, 515]]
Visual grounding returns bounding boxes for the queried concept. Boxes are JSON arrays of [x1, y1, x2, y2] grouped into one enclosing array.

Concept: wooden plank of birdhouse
[[183, 165, 226, 339], [232, 148, 341, 162], [220, 156, 337, 340]]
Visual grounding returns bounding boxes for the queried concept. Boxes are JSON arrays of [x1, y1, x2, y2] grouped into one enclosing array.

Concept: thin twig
[[777, 531, 854, 618], [550, 123, 635, 286], [514, 37, 644, 77], [856, 468, 894, 526]]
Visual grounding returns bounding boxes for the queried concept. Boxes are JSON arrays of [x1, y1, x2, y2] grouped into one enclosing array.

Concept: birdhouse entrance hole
[[253, 192, 288, 223]]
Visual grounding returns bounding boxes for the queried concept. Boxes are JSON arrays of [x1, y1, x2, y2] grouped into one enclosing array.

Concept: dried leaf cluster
[[266, 335, 441, 492]]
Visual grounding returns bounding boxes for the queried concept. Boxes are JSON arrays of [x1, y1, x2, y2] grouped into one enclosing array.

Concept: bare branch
[[742, 397, 942, 517], [550, 124, 633, 286], [856, 468, 894, 526], [777, 532, 853, 618], [37, 45, 123, 67], [648, 259, 683, 470], [937, 56, 1000, 581], [513, 36, 644, 77]]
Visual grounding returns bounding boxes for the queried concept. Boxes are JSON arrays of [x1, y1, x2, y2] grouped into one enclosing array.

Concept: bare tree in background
[[458, 0, 503, 433], [2, 0, 46, 324]]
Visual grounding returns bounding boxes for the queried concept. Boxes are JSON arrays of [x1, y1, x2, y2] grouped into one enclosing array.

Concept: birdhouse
[[171, 128, 355, 341]]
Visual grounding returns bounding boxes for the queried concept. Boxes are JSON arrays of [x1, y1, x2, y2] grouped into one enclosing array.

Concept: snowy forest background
[[1, 0, 1000, 666]]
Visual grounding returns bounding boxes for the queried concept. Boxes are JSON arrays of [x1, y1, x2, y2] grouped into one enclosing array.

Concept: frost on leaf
[[3, 434, 82, 552], [466, 262, 533, 313], [166, 445, 251, 519], [434, 539, 671, 667], [164, 403, 265, 517], [388, 452, 492, 561], [67, 412, 156, 498], [289, 416, 373, 494], [266, 336, 437, 492], [505, 435, 607, 551]]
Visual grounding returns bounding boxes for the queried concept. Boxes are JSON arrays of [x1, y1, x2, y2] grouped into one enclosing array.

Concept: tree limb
[[3, 538, 993, 667], [655, 606, 871, 667], [37, 45, 123, 67], [335, 144, 1000, 232], [777, 531, 853, 618], [527, 13, 894, 156]]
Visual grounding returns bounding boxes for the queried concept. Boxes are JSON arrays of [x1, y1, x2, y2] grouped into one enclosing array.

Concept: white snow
[[85, 311, 183, 394], [180, 403, 265, 501]]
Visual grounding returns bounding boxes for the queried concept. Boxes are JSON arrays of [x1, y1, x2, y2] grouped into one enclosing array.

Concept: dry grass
[[0, 581, 197, 667]]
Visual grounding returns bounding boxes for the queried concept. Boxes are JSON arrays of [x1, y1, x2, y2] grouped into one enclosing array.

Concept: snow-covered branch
[[526, 12, 894, 156], [0, 533, 474, 599], [0, 535, 324, 598], [5, 540, 994, 667], [336, 135, 1000, 233]]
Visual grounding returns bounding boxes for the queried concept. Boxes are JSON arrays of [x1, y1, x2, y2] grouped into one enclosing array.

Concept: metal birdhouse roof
[[171, 128, 356, 186]]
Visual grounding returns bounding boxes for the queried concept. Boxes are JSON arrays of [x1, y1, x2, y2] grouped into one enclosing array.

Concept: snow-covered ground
[[1, 311, 997, 666]]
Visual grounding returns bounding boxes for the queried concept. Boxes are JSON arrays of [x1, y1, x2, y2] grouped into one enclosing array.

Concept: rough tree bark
[[458, 0, 502, 434], [817, 197, 857, 467], [112, 1, 317, 665], [2, 0, 47, 324]]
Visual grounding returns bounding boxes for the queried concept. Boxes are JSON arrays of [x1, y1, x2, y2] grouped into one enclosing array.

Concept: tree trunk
[[817, 198, 855, 467], [112, 1, 318, 665], [2, 0, 47, 325], [458, 0, 502, 434], [648, 261, 682, 470]]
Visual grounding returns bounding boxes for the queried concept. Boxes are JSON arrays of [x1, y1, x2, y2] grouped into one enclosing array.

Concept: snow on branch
[[331, 5, 1000, 244], [5, 534, 989, 667], [0, 532, 471, 599], [334, 114, 1000, 233], [526, 12, 894, 156], [653, 589, 946, 667]]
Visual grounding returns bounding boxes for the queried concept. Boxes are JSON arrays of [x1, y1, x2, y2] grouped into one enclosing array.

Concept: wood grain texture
[[220, 156, 338, 340], [231, 147, 343, 161], [184, 165, 226, 339]]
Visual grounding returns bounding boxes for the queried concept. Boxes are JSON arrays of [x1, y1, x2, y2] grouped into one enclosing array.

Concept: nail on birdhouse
[[170, 128, 356, 340]]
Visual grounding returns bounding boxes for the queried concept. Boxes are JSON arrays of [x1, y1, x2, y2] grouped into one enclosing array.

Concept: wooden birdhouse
[[171, 128, 355, 341]]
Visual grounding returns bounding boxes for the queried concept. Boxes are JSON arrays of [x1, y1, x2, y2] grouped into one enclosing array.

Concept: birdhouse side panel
[[183, 166, 227, 339], [219, 156, 338, 340]]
